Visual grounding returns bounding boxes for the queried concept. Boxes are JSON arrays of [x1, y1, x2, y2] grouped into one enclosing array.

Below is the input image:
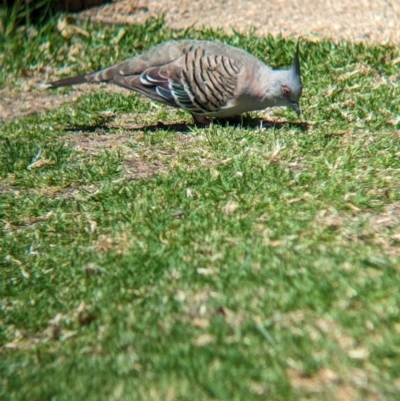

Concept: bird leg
[[191, 113, 211, 126]]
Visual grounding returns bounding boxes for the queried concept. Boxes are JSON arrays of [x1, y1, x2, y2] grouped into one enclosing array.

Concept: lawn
[[1, 18, 400, 401]]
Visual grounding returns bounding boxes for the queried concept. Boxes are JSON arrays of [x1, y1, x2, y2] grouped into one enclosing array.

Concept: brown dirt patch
[[0, 87, 81, 123], [65, 130, 168, 180], [78, 0, 400, 44], [65, 131, 133, 152], [64, 123, 198, 181], [0, 80, 129, 123]]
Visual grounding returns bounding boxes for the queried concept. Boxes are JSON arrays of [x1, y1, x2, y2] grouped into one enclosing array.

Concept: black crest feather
[[292, 40, 301, 77]]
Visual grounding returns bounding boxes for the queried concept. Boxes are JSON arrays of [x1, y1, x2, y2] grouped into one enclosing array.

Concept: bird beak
[[291, 101, 301, 117]]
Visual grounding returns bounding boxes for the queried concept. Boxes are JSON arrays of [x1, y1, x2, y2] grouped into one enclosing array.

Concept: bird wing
[[113, 44, 244, 115]]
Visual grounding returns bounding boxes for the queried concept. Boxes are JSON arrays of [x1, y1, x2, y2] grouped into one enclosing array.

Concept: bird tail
[[47, 74, 88, 88], [46, 66, 118, 88]]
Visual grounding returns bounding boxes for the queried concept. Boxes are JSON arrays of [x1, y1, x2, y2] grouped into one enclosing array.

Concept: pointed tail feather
[[47, 74, 89, 88], [47, 66, 118, 88]]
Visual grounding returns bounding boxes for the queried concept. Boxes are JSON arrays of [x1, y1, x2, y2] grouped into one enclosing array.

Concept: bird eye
[[281, 85, 291, 96]]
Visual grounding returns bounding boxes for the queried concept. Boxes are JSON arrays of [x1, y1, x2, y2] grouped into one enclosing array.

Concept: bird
[[47, 39, 303, 125]]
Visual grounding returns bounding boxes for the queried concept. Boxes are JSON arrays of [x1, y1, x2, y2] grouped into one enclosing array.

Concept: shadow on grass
[[65, 117, 310, 134]]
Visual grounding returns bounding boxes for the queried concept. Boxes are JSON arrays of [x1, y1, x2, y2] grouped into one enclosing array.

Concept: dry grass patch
[[0, 87, 82, 122], [64, 130, 177, 180], [287, 366, 382, 401], [2, 301, 95, 351], [0, 72, 131, 122], [316, 203, 400, 257]]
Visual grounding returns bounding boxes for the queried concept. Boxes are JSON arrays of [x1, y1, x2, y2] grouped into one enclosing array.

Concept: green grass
[[1, 18, 400, 401], [0, 0, 55, 37]]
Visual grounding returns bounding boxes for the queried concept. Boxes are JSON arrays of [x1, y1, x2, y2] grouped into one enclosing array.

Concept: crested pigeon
[[48, 39, 303, 124]]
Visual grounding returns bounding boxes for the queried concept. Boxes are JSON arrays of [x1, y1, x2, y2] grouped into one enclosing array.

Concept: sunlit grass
[[1, 18, 400, 401]]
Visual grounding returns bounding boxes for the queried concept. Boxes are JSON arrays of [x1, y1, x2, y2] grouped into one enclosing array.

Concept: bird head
[[266, 41, 303, 116]]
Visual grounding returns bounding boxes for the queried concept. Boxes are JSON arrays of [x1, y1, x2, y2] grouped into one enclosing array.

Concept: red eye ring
[[281, 85, 290, 96]]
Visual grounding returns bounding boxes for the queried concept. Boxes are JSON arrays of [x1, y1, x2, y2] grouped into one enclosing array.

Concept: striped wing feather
[[180, 47, 242, 113], [113, 45, 243, 115]]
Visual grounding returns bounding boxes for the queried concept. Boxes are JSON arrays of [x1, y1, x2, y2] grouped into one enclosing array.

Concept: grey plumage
[[48, 39, 303, 124]]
